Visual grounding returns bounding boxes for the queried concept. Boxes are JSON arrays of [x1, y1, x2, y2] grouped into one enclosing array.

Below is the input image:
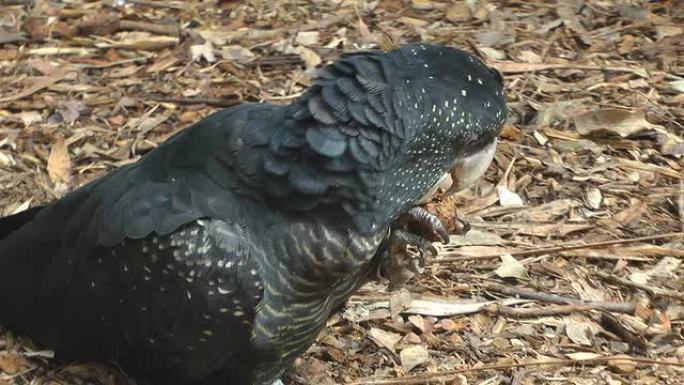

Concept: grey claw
[[390, 229, 437, 257], [404, 206, 449, 244]]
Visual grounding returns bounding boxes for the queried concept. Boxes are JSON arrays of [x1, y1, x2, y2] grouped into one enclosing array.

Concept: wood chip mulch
[[1, 1, 683, 384]]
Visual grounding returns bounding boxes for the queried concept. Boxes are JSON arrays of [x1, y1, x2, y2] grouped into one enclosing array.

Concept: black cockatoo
[[0, 43, 506, 385]]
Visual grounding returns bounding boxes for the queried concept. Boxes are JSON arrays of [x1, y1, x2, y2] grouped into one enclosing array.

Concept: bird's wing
[[0, 103, 280, 254], [73, 218, 265, 382], [0, 105, 274, 354]]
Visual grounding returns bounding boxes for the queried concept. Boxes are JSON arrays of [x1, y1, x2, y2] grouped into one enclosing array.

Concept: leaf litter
[[0, 0, 683, 384]]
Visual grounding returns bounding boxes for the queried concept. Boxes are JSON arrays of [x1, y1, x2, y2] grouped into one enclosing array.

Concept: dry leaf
[[407, 314, 426, 333], [533, 130, 548, 145], [0, 150, 16, 168], [189, 41, 216, 63], [500, 124, 523, 141], [47, 137, 72, 184], [474, 221, 593, 237], [220, 45, 255, 64], [518, 50, 542, 63], [607, 354, 638, 373], [411, 0, 436, 10], [0, 67, 71, 103], [495, 254, 528, 279], [20, 110, 42, 126], [472, 0, 495, 20], [629, 271, 649, 285], [497, 185, 524, 206], [389, 289, 412, 320], [446, 3, 472, 23], [447, 230, 503, 247], [355, 5, 370, 38], [557, 0, 593, 45], [571, 277, 605, 302], [77, 12, 121, 35], [670, 79, 684, 93], [398, 16, 429, 28], [295, 46, 322, 69], [655, 25, 683, 40], [600, 200, 647, 229], [514, 199, 582, 222], [479, 47, 506, 61], [649, 256, 682, 277], [585, 187, 602, 209], [566, 352, 602, 360], [0, 353, 30, 374], [564, 318, 598, 346], [59, 99, 87, 125], [97, 35, 178, 51], [295, 31, 320, 46], [574, 109, 663, 137], [368, 328, 402, 352], [474, 30, 514, 48], [402, 332, 422, 344], [146, 55, 181, 73], [400, 345, 429, 372]]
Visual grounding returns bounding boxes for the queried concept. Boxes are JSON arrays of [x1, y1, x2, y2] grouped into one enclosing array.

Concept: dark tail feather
[[0, 206, 47, 329], [0, 206, 44, 239]]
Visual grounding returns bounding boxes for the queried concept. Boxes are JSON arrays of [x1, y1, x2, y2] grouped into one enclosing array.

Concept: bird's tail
[[0, 206, 47, 307], [0, 206, 44, 240]]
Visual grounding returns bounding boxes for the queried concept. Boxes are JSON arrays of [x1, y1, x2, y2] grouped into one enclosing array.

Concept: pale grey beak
[[418, 139, 497, 204]]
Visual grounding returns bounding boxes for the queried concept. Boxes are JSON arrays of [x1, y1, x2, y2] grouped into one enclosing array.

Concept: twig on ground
[[119, 20, 179, 36], [346, 356, 684, 385], [491, 61, 649, 77], [481, 282, 635, 314], [138, 94, 242, 108], [125, 0, 186, 10], [434, 232, 684, 263], [485, 303, 599, 318], [71, 57, 149, 69], [595, 271, 684, 301]]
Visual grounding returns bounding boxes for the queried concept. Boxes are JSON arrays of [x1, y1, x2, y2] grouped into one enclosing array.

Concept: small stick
[[434, 232, 684, 263], [486, 303, 598, 318], [596, 272, 684, 301], [125, 0, 186, 10], [139, 94, 241, 108], [119, 20, 179, 36], [491, 61, 648, 77], [679, 180, 684, 232], [481, 282, 635, 314], [0, 0, 33, 4], [346, 356, 684, 385], [72, 57, 148, 69]]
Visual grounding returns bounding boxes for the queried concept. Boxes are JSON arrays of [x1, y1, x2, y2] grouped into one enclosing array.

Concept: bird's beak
[[417, 139, 497, 204]]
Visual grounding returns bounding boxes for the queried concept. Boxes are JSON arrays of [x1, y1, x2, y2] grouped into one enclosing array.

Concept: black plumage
[[0, 43, 506, 385]]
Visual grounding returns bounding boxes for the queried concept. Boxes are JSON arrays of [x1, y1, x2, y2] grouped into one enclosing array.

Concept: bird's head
[[270, 43, 506, 234]]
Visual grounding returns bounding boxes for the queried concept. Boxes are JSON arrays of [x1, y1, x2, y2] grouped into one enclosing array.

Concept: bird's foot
[[388, 227, 438, 260], [380, 207, 452, 288], [394, 206, 450, 244]]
